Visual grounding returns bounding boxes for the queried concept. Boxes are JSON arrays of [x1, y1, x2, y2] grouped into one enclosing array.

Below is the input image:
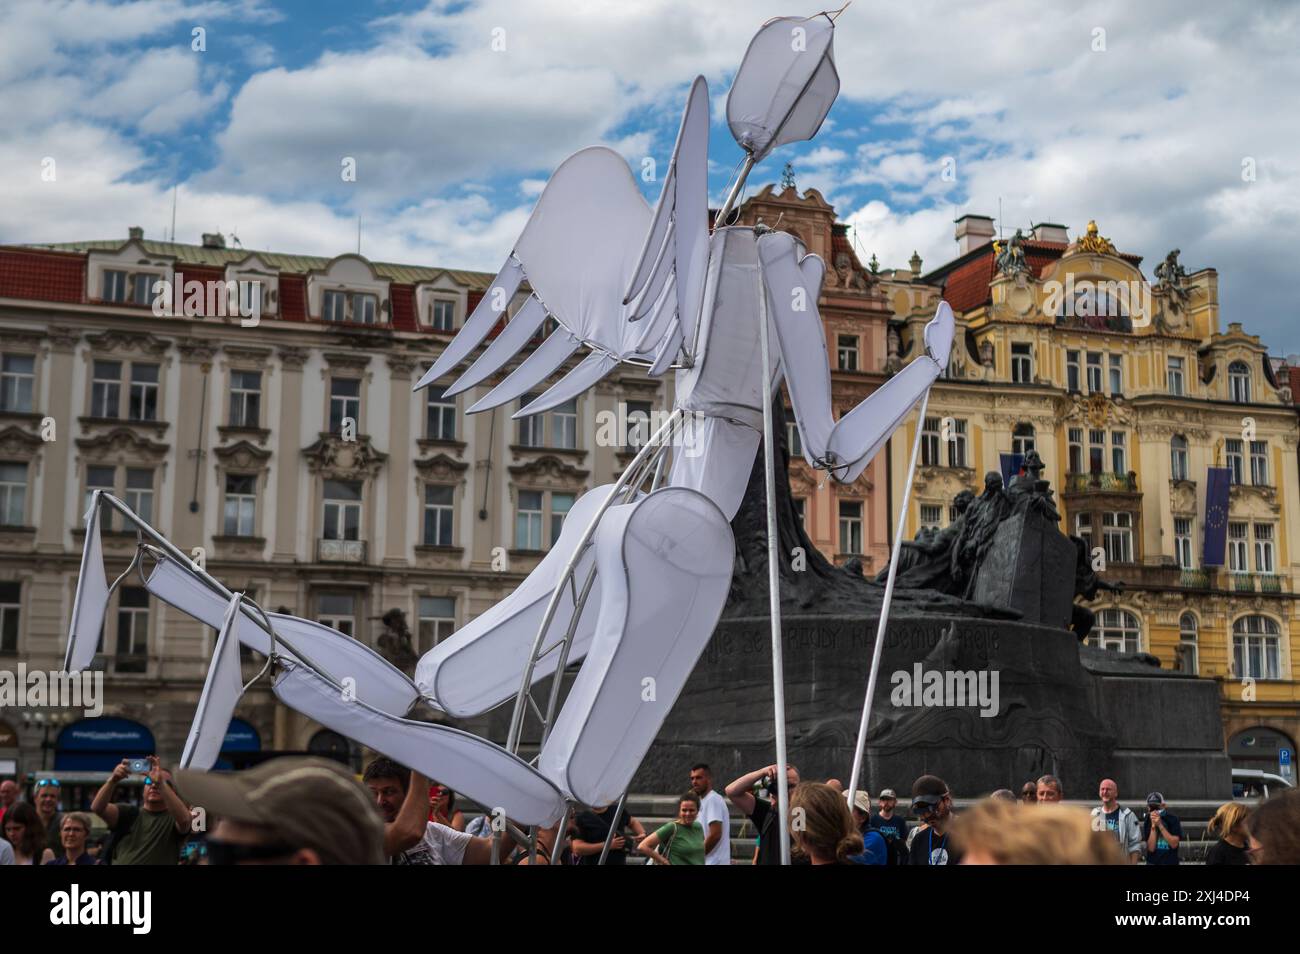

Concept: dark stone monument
[[634, 405, 1232, 800]]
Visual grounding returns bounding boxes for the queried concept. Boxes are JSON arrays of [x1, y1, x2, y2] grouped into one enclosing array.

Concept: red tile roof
[[279, 275, 307, 322], [0, 248, 86, 304], [390, 284, 417, 331]]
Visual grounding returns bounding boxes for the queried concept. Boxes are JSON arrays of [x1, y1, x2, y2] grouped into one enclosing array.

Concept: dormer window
[[103, 270, 129, 303], [323, 289, 378, 324], [131, 273, 155, 306], [432, 299, 456, 331]]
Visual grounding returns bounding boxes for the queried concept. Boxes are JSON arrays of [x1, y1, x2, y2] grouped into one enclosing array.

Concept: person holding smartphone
[[1141, 792, 1182, 865], [91, 755, 192, 865]]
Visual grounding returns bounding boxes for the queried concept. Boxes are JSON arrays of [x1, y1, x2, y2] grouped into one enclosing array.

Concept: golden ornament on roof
[[1075, 219, 1117, 255]]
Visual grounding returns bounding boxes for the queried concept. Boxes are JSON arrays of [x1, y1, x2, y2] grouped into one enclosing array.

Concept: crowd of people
[[1, 755, 1297, 865]]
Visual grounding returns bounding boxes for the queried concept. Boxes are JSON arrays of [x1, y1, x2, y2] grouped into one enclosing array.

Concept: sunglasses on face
[[205, 839, 300, 865], [35, 779, 61, 788], [912, 797, 945, 814]]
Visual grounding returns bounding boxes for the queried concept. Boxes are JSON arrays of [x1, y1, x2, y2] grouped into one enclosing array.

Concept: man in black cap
[[1141, 792, 1181, 865], [176, 756, 384, 865], [909, 774, 962, 866]]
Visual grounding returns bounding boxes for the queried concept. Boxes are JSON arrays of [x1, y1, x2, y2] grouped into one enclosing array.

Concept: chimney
[[1031, 222, 1070, 244], [201, 232, 226, 249], [128, 226, 144, 240], [954, 214, 995, 255]]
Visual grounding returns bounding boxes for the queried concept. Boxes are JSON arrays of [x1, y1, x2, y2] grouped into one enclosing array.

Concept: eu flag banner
[[1000, 453, 1025, 486], [1202, 466, 1232, 566]]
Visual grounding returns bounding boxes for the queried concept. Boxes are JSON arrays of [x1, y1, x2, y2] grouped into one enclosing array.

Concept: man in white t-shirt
[[363, 757, 508, 865], [689, 763, 730, 865]]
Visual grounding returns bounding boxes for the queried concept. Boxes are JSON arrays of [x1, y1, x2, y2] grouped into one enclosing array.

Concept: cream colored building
[[880, 217, 1300, 772], [0, 230, 673, 775]]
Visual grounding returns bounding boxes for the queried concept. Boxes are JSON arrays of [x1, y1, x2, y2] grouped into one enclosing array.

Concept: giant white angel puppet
[[63, 10, 952, 864]]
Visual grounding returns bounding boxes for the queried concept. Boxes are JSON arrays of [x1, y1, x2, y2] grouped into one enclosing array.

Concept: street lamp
[[21, 709, 74, 772]]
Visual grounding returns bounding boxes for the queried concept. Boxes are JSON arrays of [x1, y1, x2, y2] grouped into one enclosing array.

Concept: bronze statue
[[375, 608, 419, 674], [877, 490, 975, 593]]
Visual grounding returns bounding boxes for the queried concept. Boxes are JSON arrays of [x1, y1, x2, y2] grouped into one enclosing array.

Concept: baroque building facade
[[879, 216, 1300, 774]]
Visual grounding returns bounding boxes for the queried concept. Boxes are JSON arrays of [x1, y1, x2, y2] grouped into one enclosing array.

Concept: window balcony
[[317, 538, 366, 563], [1231, 572, 1255, 593], [1064, 471, 1139, 493], [1258, 573, 1283, 594], [1179, 568, 1210, 589]]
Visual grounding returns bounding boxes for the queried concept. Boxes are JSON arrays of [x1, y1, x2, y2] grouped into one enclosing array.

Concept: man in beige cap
[[176, 756, 383, 865]]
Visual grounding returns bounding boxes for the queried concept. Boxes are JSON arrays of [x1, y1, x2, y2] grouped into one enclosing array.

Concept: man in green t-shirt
[[92, 756, 192, 865]]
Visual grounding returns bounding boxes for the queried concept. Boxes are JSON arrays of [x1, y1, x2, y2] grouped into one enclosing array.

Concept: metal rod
[[504, 408, 684, 754], [756, 272, 791, 866], [597, 792, 628, 866], [847, 390, 930, 805], [716, 153, 756, 228], [549, 805, 570, 865], [539, 564, 598, 747]]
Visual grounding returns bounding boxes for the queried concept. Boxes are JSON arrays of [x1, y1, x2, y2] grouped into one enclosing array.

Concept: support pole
[[598, 792, 629, 866], [756, 276, 791, 866], [847, 391, 930, 805]]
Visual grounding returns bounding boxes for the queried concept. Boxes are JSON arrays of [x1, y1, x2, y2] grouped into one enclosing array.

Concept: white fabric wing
[[65, 497, 110, 673], [414, 255, 522, 390], [180, 593, 245, 771], [539, 488, 733, 807], [727, 15, 839, 162], [274, 661, 567, 827]]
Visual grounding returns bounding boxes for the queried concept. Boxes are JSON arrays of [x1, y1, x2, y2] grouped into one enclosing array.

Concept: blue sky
[[3, 0, 1299, 353]]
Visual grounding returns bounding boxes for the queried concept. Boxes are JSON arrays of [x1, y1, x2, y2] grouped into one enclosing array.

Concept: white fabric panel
[[180, 593, 245, 771], [143, 555, 419, 715], [444, 295, 548, 397], [514, 352, 619, 420], [415, 255, 523, 390], [925, 300, 956, 367], [625, 166, 675, 304], [627, 219, 675, 322], [828, 354, 937, 484], [667, 415, 760, 520], [274, 661, 566, 827], [513, 146, 651, 352], [726, 15, 838, 162], [671, 76, 711, 359], [538, 488, 733, 807], [675, 228, 779, 430], [64, 499, 109, 673], [631, 271, 675, 341], [648, 318, 683, 377], [416, 485, 626, 717], [759, 231, 833, 466], [466, 330, 581, 413]]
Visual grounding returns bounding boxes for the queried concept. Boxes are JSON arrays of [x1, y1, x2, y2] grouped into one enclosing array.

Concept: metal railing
[[317, 538, 366, 562], [1231, 572, 1255, 593], [1064, 471, 1139, 493]]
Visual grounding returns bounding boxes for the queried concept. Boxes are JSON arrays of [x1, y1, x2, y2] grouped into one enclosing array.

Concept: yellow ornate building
[[880, 217, 1300, 776]]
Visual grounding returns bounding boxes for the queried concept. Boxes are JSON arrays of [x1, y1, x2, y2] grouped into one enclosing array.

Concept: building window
[[837, 335, 859, 371], [0, 462, 27, 526], [551, 398, 577, 449], [1075, 513, 1093, 550], [1068, 427, 1083, 473], [223, 474, 257, 537], [316, 593, 357, 637], [229, 371, 262, 428], [1178, 613, 1198, 675], [86, 466, 117, 530], [919, 504, 942, 530], [423, 485, 455, 547], [1249, 441, 1269, 486], [1110, 431, 1126, 475], [124, 469, 154, 524], [1232, 616, 1280, 680], [1103, 512, 1133, 564], [322, 480, 362, 540], [431, 299, 456, 332], [1170, 435, 1189, 481], [551, 492, 574, 544], [516, 490, 543, 550], [1086, 353, 1103, 393], [1012, 423, 1035, 457], [1167, 356, 1185, 396], [1088, 429, 1106, 474], [1225, 438, 1243, 485], [323, 290, 347, 322], [1174, 517, 1193, 569], [0, 354, 35, 412], [1227, 522, 1248, 572], [1254, 524, 1275, 574], [518, 398, 544, 447], [426, 386, 457, 441], [321, 290, 376, 324], [127, 363, 159, 421], [947, 419, 967, 468], [1108, 354, 1123, 395], [417, 596, 456, 654], [131, 273, 155, 307], [353, 293, 378, 324], [625, 401, 653, 449], [1011, 343, 1033, 384], [1087, 608, 1141, 654], [91, 360, 122, 418], [1066, 351, 1080, 393], [115, 586, 149, 672], [921, 417, 940, 467], [103, 269, 129, 303], [839, 500, 863, 555], [329, 377, 361, 434], [1228, 361, 1251, 403], [0, 581, 18, 654]]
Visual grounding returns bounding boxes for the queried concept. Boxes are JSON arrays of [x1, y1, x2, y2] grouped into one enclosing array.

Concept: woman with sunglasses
[[427, 782, 465, 831], [45, 813, 100, 866], [2, 802, 54, 865]]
